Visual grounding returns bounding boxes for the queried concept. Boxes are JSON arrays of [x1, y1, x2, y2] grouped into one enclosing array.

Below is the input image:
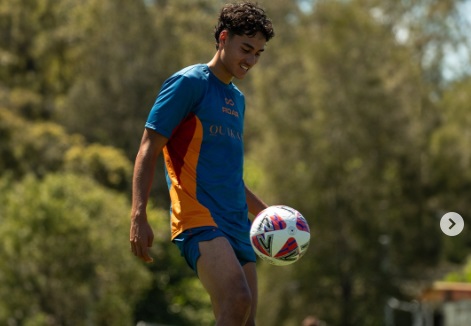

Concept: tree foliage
[[0, 108, 132, 191], [247, 0, 471, 325], [0, 174, 152, 325], [445, 257, 471, 282]]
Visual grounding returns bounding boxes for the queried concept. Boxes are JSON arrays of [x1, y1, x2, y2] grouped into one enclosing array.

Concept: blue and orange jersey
[[145, 64, 250, 242]]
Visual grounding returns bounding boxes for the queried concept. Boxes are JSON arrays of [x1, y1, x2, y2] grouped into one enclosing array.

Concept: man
[[130, 2, 275, 325]]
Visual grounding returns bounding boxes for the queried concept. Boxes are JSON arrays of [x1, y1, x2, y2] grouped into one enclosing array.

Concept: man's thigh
[[197, 237, 250, 302]]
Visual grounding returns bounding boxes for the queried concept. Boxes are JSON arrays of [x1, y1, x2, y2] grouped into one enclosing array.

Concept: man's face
[[219, 30, 267, 80]]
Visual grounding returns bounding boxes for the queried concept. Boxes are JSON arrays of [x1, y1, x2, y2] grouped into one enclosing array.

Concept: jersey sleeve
[[145, 72, 205, 138]]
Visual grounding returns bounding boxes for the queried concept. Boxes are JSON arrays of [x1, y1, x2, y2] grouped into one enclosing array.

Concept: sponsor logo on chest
[[222, 97, 239, 118]]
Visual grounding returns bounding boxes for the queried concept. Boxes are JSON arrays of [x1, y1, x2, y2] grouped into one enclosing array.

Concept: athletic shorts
[[173, 226, 256, 273]]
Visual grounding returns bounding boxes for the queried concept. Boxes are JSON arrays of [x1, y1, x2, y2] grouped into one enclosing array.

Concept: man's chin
[[234, 72, 248, 80]]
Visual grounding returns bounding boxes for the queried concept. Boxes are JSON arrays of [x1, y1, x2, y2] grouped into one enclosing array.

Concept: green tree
[[0, 173, 213, 325], [0, 107, 83, 178], [0, 173, 152, 325], [55, 0, 160, 153], [0, 107, 132, 192], [247, 0, 470, 324], [63, 143, 132, 191], [57, 0, 217, 154], [445, 256, 471, 282], [0, 0, 76, 119], [428, 77, 471, 264]]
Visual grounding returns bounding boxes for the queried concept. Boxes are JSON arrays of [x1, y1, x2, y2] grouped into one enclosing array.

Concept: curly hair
[[214, 2, 275, 49]]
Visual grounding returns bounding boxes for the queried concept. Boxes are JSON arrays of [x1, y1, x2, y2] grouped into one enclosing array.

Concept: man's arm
[[130, 128, 169, 263], [245, 185, 269, 218]]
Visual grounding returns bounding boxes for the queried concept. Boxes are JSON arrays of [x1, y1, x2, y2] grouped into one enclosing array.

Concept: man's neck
[[207, 53, 232, 84]]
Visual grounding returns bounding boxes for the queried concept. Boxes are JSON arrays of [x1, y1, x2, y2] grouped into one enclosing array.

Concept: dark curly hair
[[214, 2, 275, 49]]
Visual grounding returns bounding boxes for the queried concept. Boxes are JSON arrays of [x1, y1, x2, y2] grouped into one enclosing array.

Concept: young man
[[130, 2, 275, 325]]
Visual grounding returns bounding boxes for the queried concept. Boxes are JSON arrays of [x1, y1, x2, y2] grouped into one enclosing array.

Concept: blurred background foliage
[[1, 0, 471, 325]]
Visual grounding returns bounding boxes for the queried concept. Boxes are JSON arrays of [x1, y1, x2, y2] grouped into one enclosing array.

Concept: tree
[[0, 173, 152, 325], [0, 107, 132, 192], [428, 77, 471, 264], [0, 172, 214, 325], [0, 0, 77, 119], [57, 0, 218, 155], [0, 106, 213, 324], [247, 0, 469, 324], [445, 256, 471, 282], [53, 0, 159, 153]]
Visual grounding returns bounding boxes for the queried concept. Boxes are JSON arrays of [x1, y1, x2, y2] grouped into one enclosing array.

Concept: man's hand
[[130, 214, 154, 263]]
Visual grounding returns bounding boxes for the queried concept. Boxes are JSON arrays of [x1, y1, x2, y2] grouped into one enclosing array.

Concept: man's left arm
[[245, 185, 269, 218]]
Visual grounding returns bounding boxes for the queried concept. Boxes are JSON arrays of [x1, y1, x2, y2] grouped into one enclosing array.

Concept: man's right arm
[[130, 128, 169, 263]]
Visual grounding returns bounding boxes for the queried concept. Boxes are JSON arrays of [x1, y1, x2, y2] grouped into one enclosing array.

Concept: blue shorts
[[173, 226, 256, 273]]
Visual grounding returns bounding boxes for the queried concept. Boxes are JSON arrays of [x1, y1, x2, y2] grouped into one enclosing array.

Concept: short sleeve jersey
[[146, 64, 250, 242]]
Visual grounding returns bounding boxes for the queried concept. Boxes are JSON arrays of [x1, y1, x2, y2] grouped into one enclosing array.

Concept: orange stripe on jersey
[[163, 113, 216, 240]]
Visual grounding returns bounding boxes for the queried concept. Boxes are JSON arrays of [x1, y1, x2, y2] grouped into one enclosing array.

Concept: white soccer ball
[[250, 205, 310, 266]]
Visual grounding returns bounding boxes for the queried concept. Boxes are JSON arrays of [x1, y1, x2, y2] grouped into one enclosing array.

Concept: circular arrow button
[[440, 212, 464, 236]]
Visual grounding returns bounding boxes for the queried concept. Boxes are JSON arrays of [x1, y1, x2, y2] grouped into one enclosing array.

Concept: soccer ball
[[250, 205, 310, 266]]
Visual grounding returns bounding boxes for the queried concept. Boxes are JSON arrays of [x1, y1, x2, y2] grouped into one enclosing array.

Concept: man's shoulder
[[161, 64, 209, 96], [174, 64, 209, 81]]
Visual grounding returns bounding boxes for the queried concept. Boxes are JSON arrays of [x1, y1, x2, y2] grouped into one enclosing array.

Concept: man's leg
[[242, 262, 258, 326], [197, 237, 253, 326]]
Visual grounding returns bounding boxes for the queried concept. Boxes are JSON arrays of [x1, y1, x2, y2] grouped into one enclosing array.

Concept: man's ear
[[219, 30, 228, 47]]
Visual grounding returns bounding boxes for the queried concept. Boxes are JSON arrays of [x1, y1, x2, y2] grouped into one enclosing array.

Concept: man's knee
[[222, 282, 253, 321], [233, 285, 252, 309]]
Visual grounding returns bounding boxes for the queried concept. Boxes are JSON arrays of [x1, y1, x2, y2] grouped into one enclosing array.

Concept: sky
[[300, 0, 471, 81], [443, 0, 471, 80]]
